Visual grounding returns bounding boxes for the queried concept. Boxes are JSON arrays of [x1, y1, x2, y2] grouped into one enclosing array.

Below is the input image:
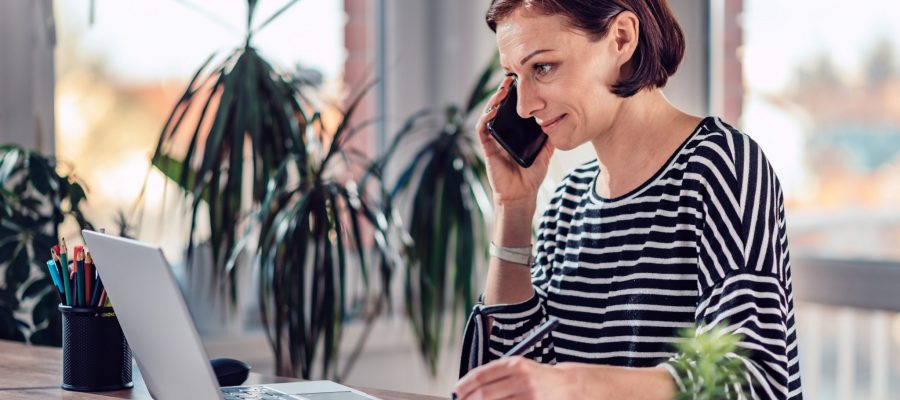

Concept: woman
[[454, 1, 801, 399]]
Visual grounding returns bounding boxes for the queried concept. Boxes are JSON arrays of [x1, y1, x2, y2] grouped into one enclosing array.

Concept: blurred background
[[2, 0, 900, 398]]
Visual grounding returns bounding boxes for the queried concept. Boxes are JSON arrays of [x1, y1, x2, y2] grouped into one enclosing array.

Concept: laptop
[[82, 230, 379, 400]]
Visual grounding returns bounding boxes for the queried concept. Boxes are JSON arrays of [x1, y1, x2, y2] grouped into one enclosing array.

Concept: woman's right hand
[[476, 76, 554, 209]]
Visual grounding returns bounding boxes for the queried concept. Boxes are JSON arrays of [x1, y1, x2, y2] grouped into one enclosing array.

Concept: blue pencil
[[45, 260, 63, 302]]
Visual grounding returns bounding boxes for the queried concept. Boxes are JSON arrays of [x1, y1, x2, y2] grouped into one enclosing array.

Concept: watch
[[489, 242, 534, 266]]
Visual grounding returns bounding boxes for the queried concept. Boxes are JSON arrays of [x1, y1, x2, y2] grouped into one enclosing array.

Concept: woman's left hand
[[453, 357, 575, 400]]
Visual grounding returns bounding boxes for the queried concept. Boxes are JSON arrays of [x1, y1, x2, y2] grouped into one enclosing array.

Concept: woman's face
[[496, 7, 629, 150]]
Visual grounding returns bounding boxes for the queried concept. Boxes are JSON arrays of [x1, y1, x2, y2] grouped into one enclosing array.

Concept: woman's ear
[[610, 11, 639, 68]]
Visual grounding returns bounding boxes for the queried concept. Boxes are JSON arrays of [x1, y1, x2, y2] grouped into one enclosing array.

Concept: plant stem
[[336, 295, 384, 381]]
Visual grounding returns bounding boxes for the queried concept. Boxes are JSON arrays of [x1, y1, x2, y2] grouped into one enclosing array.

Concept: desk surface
[[0, 340, 444, 400]]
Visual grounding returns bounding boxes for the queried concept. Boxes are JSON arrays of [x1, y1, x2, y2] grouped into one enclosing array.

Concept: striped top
[[460, 117, 802, 399]]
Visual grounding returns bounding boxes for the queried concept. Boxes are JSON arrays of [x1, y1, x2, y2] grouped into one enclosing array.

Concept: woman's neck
[[590, 89, 700, 199]]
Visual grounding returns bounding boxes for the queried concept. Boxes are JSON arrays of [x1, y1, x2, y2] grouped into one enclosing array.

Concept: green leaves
[[0, 144, 93, 347], [148, 9, 502, 379], [149, 3, 398, 380], [670, 325, 749, 400], [246, 75, 403, 378], [378, 54, 501, 373], [151, 44, 310, 307]]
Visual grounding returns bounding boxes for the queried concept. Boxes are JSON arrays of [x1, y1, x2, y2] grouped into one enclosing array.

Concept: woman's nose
[[516, 80, 543, 119]]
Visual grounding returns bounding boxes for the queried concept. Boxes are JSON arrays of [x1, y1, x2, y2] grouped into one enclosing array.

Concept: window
[[742, 2, 900, 397], [54, 0, 345, 264], [742, 0, 900, 261]]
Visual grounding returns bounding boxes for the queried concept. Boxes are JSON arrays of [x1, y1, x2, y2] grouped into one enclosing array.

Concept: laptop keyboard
[[222, 386, 298, 399]]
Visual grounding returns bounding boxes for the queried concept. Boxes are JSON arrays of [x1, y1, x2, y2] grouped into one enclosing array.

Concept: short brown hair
[[486, 0, 685, 97]]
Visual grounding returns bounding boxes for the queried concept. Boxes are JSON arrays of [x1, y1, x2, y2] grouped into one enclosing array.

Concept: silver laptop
[[83, 230, 379, 400]]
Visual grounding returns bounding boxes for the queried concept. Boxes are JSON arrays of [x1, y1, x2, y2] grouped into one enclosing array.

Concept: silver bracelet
[[489, 242, 534, 266]]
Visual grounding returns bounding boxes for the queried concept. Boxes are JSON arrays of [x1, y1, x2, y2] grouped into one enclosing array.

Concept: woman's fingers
[[484, 76, 514, 113], [454, 357, 530, 399], [456, 360, 508, 397], [478, 76, 514, 134], [477, 77, 516, 160], [457, 375, 528, 400]]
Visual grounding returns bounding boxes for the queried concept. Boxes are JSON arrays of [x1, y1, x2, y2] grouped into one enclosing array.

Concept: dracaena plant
[[148, 0, 309, 306], [371, 54, 501, 373], [246, 82, 402, 379], [147, 0, 400, 380], [0, 144, 93, 346]]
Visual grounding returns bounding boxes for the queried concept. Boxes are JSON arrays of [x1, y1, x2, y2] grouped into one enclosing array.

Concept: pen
[[84, 251, 93, 308], [91, 275, 104, 307], [503, 317, 559, 357], [452, 317, 560, 400], [59, 240, 72, 306]]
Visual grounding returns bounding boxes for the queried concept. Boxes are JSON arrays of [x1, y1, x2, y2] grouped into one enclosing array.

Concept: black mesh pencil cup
[[59, 305, 134, 391]]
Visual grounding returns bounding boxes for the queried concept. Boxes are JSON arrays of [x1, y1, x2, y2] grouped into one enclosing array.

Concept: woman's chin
[[547, 135, 579, 151]]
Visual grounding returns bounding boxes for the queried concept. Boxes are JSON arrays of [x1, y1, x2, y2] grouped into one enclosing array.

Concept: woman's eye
[[534, 63, 553, 77]]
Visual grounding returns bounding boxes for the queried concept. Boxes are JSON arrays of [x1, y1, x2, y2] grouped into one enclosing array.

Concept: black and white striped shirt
[[460, 117, 802, 399]]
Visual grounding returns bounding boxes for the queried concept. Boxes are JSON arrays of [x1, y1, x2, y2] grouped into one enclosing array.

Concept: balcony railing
[[792, 258, 900, 400]]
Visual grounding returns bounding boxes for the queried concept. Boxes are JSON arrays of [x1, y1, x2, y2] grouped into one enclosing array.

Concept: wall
[[0, 0, 56, 153]]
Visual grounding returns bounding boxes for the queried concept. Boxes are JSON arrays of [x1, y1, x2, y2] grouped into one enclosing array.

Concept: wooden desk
[[0, 340, 444, 400]]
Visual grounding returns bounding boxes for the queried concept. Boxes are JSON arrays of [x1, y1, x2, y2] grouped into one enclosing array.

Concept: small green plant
[[669, 325, 748, 400]]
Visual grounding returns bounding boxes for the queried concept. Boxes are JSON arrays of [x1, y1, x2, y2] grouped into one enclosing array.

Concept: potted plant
[[148, 0, 401, 379], [148, 0, 506, 379], [247, 84, 401, 378], [0, 144, 93, 346], [148, 0, 311, 309], [372, 54, 501, 373]]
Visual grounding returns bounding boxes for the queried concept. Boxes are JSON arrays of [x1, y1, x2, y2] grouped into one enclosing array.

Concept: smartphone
[[486, 83, 549, 168]]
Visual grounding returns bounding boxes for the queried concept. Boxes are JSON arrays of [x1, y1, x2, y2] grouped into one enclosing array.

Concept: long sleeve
[[458, 181, 565, 378], [662, 129, 802, 399]]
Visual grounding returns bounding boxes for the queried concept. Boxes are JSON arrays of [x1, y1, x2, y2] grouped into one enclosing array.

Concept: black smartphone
[[486, 83, 548, 168]]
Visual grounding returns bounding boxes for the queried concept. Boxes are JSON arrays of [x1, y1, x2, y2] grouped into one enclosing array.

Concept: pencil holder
[[59, 305, 134, 392]]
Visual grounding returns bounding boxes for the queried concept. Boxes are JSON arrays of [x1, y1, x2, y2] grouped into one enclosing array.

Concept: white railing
[[793, 258, 900, 400]]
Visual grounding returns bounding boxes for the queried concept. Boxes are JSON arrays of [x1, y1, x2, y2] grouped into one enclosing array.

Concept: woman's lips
[[540, 114, 566, 133]]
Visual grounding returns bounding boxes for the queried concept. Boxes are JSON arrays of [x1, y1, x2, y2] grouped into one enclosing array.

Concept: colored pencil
[[59, 239, 72, 306], [74, 247, 85, 306], [45, 260, 64, 302]]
